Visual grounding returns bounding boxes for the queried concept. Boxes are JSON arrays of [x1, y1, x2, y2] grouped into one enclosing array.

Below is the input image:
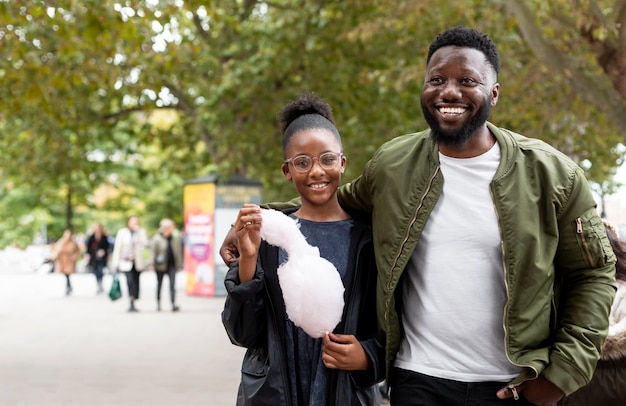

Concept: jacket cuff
[[542, 353, 590, 396], [223, 261, 265, 302]]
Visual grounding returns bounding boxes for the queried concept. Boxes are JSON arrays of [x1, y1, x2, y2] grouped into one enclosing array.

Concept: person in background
[[110, 215, 148, 312], [221, 27, 616, 405], [52, 229, 81, 296], [222, 93, 384, 405], [85, 222, 111, 294], [150, 218, 183, 312], [559, 220, 626, 406]]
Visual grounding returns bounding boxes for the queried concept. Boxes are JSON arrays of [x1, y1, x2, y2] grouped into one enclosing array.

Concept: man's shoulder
[[376, 128, 432, 156], [491, 124, 580, 170], [385, 128, 430, 144]]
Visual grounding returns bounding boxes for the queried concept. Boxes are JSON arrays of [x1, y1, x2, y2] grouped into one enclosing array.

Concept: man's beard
[[421, 100, 492, 148]]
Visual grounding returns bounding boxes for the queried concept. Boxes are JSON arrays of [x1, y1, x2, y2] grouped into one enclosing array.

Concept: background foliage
[[1, 0, 625, 248]]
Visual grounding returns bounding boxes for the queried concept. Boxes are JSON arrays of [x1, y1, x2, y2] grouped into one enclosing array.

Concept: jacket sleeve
[[352, 333, 385, 388], [337, 151, 378, 218], [221, 260, 268, 349], [547, 172, 617, 395], [262, 197, 301, 210]]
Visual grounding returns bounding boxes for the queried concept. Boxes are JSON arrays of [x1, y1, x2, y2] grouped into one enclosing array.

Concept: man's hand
[[322, 333, 369, 371], [497, 375, 564, 406], [219, 226, 239, 266]]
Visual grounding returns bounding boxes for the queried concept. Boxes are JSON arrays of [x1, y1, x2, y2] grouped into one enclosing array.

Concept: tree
[[502, 0, 626, 140], [338, 0, 625, 182], [1, 0, 624, 248]]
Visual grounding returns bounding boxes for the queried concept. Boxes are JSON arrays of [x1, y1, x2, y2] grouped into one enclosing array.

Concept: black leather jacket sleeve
[[222, 260, 268, 349]]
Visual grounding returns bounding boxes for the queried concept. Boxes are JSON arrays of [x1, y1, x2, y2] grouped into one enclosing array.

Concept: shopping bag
[[109, 273, 122, 301]]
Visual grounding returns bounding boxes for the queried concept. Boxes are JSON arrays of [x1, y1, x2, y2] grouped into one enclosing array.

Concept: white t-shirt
[[394, 142, 523, 382]]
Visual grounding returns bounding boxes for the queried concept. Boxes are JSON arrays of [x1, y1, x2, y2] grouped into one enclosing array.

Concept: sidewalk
[[0, 266, 245, 406]]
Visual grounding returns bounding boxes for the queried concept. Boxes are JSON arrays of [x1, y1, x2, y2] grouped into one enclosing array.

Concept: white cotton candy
[[260, 209, 345, 338]]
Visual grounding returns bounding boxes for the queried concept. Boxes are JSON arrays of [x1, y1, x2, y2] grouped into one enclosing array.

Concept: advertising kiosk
[[183, 175, 262, 297]]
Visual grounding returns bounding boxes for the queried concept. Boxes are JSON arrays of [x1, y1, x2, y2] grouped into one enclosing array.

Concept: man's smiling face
[[420, 46, 499, 147]]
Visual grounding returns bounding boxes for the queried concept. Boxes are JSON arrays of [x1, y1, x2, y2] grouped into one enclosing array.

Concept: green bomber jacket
[[337, 122, 617, 396]]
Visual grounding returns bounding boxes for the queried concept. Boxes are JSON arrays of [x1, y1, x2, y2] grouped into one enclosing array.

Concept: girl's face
[[282, 128, 346, 209]]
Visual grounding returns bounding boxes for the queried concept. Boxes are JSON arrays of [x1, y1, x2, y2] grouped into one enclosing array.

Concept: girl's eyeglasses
[[284, 152, 343, 173]]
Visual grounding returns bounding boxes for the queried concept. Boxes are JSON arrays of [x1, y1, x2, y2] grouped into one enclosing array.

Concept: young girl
[[222, 93, 384, 405]]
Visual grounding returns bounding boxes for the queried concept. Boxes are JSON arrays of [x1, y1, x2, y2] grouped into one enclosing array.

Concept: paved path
[[0, 264, 245, 406]]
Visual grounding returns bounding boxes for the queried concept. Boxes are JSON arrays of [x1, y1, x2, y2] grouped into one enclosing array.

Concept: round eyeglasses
[[284, 152, 343, 173]]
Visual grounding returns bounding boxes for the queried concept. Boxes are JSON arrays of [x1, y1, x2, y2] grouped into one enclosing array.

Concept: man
[[220, 27, 616, 405]]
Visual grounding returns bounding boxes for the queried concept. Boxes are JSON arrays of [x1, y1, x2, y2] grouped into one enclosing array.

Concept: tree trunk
[[65, 185, 73, 231]]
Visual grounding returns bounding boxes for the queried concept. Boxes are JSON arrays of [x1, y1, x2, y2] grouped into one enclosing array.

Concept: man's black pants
[[389, 367, 534, 406]]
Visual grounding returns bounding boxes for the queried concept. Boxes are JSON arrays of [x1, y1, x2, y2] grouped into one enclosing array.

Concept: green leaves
[[0, 0, 624, 246]]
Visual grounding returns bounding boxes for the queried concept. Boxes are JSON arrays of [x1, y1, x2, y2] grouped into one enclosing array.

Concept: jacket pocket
[[240, 347, 270, 400], [573, 210, 614, 269]]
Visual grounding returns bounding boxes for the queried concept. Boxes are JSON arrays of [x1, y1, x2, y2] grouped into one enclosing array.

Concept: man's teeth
[[439, 107, 465, 114], [310, 183, 327, 189]]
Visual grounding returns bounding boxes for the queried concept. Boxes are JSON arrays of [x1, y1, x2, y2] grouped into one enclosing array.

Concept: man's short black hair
[[427, 27, 501, 76]]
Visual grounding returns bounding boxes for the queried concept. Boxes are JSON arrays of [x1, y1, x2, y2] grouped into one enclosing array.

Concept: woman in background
[[52, 229, 81, 296], [86, 222, 111, 294], [110, 215, 148, 312]]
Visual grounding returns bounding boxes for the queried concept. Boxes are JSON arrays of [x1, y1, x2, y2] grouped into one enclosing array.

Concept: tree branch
[[102, 106, 145, 121], [164, 82, 194, 115], [239, 0, 259, 22]]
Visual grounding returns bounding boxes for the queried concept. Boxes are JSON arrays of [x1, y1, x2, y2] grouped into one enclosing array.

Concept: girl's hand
[[322, 333, 370, 371], [234, 204, 262, 283], [234, 204, 263, 257]]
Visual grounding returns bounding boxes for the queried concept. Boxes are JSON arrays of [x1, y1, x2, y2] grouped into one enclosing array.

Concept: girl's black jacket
[[222, 213, 384, 406]]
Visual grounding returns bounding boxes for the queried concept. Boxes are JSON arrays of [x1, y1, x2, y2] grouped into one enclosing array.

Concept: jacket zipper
[[576, 217, 595, 267], [385, 167, 440, 320], [507, 384, 520, 400]]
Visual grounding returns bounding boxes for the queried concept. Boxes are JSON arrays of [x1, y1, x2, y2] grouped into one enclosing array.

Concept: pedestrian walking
[[52, 229, 81, 296], [110, 215, 148, 312], [85, 221, 111, 294], [150, 218, 183, 312]]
